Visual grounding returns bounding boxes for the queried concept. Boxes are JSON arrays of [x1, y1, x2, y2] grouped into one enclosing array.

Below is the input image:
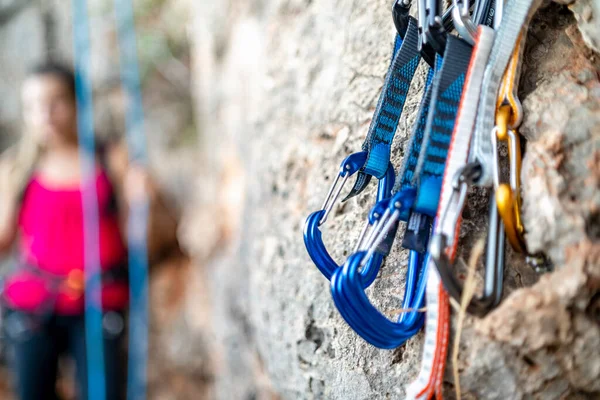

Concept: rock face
[[1, 0, 598, 398], [190, 0, 600, 399]]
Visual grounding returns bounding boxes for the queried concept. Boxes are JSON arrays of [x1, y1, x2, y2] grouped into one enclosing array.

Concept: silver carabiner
[[430, 162, 505, 317], [452, 0, 477, 44]]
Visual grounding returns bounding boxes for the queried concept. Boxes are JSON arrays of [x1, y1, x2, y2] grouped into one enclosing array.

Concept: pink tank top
[[3, 169, 128, 315]]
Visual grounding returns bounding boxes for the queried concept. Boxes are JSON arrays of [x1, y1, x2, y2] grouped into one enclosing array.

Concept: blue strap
[[393, 63, 438, 253], [72, 1, 106, 399], [345, 18, 421, 199], [396, 68, 435, 194], [362, 20, 420, 177], [113, 1, 150, 399], [414, 36, 473, 216]]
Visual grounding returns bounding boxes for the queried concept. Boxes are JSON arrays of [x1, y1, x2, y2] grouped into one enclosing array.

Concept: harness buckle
[[64, 269, 85, 296]]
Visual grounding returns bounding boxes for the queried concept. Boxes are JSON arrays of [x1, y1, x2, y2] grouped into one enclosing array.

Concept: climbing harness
[[73, 0, 150, 399]]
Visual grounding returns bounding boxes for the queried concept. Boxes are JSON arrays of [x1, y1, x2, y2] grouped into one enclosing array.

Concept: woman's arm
[[105, 141, 180, 262], [0, 199, 18, 254], [0, 160, 20, 255]]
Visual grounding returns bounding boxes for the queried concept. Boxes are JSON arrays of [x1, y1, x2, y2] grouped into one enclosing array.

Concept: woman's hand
[[123, 164, 151, 206]]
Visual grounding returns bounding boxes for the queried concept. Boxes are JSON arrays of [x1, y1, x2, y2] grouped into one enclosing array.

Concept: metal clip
[[431, 163, 505, 317], [452, 0, 477, 45], [360, 188, 417, 267], [304, 152, 395, 285], [393, 0, 413, 39], [452, 0, 497, 44], [417, 0, 456, 64], [493, 105, 527, 253]]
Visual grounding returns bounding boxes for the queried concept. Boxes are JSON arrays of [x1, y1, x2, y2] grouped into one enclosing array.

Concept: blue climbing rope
[[73, 1, 150, 399], [72, 0, 107, 398], [113, 1, 150, 399]]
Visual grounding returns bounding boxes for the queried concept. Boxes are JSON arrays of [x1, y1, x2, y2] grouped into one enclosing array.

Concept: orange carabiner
[[494, 32, 527, 254], [495, 105, 526, 253]]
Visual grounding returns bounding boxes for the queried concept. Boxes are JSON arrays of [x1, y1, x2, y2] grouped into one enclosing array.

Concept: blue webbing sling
[[413, 36, 473, 215], [344, 17, 421, 200], [401, 36, 473, 254]]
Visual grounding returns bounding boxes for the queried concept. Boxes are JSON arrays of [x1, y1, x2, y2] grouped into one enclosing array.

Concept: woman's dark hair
[[28, 62, 76, 98]]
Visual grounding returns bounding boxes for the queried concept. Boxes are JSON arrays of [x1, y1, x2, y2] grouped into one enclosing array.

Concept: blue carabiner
[[304, 151, 395, 287], [331, 251, 427, 348], [330, 189, 428, 348]]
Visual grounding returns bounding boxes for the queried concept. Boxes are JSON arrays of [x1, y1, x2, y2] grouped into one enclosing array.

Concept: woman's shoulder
[[100, 140, 128, 183]]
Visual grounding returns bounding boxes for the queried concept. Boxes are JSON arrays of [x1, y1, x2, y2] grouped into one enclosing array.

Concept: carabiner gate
[[431, 163, 505, 317], [304, 151, 395, 285], [493, 105, 526, 253]]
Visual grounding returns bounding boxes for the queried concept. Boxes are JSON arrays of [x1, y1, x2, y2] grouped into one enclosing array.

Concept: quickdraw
[[303, 4, 421, 284], [430, 26, 504, 317], [302, 0, 546, 397], [328, 0, 456, 349]]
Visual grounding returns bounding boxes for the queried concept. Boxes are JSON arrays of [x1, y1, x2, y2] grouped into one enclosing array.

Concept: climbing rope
[[113, 0, 151, 399], [72, 0, 107, 398], [73, 0, 150, 399]]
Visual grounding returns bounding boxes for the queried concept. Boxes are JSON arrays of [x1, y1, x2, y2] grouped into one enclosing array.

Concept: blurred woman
[[0, 62, 177, 400]]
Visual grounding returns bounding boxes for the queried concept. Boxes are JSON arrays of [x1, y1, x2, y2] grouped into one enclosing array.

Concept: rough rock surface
[[190, 0, 600, 399]]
